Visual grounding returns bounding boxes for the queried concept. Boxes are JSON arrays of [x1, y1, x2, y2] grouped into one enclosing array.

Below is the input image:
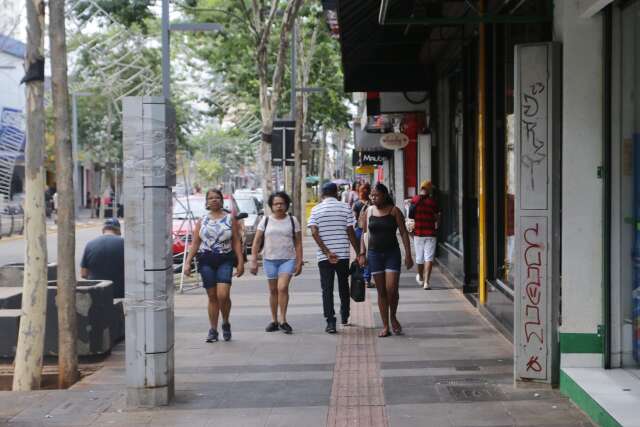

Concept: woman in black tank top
[[357, 183, 414, 337]]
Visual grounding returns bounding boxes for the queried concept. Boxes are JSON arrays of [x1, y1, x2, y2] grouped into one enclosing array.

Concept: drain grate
[[436, 377, 486, 385], [446, 384, 504, 402], [455, 365, 481, 371]]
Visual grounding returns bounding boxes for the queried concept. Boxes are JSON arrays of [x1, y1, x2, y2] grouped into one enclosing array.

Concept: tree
[[194, 154, 223, 186], [188, 0, 303, 199], [13, 0, 49, 391], [49, 0, 79, 388]]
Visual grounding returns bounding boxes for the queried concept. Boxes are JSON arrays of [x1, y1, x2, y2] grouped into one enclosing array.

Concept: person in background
[[358, 183, 413, 337], [250, 191, 303, 334], [352, 182, 373, 288], [184, 188, 245, 343], [410, 180, 440, 289], [347, 181, 360, 207], [80, 218, 125, 299], [308, 182, 360, 333]]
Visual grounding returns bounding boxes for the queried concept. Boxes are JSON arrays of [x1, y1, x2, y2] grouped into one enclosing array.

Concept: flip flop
[[392, 327, 404, 336], [378, 329, 391, 338]]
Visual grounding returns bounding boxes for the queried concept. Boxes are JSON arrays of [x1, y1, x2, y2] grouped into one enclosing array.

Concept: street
[[0, 225, 102, 270]]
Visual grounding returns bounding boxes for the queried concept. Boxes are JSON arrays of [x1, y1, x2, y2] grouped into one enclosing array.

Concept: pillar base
[[127, 383, 174, 407]]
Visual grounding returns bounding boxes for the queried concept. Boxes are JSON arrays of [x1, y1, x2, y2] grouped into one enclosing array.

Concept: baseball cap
[[103, 218, 121, 229], [420, 180, 433, 191], [322, 182, 338, 195]]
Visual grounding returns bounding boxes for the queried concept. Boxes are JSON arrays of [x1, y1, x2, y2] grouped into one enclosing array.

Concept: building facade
[[328, 0, 640, 424]]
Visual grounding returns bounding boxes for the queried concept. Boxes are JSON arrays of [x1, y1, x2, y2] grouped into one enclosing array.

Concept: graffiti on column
[[520, 80, 548, 210], [521, 218, 547, 377]]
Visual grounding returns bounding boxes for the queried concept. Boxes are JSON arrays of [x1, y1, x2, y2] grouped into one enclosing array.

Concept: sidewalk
[[0, 239, 594, 426]]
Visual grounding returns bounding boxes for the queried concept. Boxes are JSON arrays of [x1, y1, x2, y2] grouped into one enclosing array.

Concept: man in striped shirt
[[308, 182, 360, 333]]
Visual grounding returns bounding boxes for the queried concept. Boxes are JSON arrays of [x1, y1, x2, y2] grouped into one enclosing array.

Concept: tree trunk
[[13, 0, 48, 391], [49, 0, 78, 388], [318, 127, 326, 200]]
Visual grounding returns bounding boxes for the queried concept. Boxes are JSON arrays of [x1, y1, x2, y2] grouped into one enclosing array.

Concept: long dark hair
[[205, 188, 224, 210], [373, 182, 394, 207]]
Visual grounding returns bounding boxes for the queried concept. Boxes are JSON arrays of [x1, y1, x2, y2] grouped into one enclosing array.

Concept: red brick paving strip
[[326, 292, 389, 427]]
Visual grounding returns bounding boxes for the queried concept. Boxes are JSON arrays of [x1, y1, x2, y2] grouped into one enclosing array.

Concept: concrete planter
[[0, 263, 57, 287], [0, 279, 124, 358]]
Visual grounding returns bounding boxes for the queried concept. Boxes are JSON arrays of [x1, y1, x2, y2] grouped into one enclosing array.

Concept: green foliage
[[189, 127, 256, 177], [184, 0, 350, 134], [194, 154, 223, 186], [74, 0, 155, 32]]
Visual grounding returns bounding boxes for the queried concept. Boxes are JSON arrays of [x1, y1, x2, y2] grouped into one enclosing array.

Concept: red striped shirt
[[411, 195, 439, 237]]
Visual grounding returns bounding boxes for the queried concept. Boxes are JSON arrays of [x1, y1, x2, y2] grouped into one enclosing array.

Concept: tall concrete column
[[123, 97, 176, 406]]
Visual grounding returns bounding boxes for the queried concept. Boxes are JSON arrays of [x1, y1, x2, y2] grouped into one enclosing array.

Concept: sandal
[[378, 329, 391, 338], [391, 320, 403, 335]]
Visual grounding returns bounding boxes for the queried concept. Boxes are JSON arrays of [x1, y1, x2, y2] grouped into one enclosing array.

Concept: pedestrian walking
[[358, 183, 413, 337], [308, 182, 360, 333], [352, 182, 373, 288], [347, 181, 360, 207], [80, 218, 124, 298], [184, 188, 245, 343], [409, 180, 440, 289], [250, 191, 303, 334]]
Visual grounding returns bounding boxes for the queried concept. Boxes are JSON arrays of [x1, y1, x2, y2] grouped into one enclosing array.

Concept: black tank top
[[368, 211, 399, 251]]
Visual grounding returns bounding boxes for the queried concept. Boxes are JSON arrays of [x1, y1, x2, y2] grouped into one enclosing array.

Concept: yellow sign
[[355, 165, 375, 174]]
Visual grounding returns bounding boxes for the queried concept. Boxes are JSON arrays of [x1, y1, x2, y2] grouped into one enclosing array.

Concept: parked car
[[234, 188, 263, 205], [172, 194, 248, 267], [234, 196, 263, 255]]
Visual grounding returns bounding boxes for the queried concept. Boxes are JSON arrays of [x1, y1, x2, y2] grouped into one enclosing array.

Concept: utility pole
[[50, 0, 79, 388], [13, 0, 48, 391]]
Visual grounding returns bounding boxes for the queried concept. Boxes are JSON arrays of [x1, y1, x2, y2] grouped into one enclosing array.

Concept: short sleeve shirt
[[199, 214, 233, 254], [411, 195, 440, 237], [307, 198, 355, 261], [258, 215, 301, 260], [80, 234, 125, 298]]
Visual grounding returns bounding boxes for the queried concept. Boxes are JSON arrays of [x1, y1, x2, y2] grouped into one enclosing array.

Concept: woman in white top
[[250, 191, 303, 334]]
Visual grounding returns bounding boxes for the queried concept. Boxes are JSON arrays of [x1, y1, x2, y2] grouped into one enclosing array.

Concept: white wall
[[0, 51, 25, 113], [555, 1, 604, 343]]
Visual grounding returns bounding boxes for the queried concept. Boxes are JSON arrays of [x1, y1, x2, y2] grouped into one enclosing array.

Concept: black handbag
[[349, 261, 365, 302]]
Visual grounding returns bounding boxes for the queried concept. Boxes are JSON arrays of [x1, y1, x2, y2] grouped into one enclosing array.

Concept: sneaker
[[341, 316, 349, 326], [415, 274, 422, 286], [206, 328, 218, 343], [325, 320, 337, 334], [265, 321, 279, 332], [222, 323, 232, 341], [279, 322, 293, 334], [423, 281, 431, 290]]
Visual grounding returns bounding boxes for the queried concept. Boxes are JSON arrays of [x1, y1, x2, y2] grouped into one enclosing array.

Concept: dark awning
[[331, 0, 551, 93]]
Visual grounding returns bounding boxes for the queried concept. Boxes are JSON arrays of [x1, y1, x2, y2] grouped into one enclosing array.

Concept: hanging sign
[[380, 132, 409, 150]]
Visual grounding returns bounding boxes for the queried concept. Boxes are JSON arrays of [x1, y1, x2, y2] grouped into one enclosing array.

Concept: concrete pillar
[[554, 2, 604, 368], [123, 97, 176, 406]]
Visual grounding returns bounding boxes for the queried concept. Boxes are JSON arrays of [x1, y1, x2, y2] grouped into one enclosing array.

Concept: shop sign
[[355, 165, 375, 175], [352, 150, 391, 166], [514, 42, 561, 385], [380, 132, 409, 150]]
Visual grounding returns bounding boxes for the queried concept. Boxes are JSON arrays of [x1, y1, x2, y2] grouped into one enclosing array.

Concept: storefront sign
[[352, 149, 392, 166], [355, 165, 375, 175], [380, 132, 409, 150], [514, 43, 561, 384]]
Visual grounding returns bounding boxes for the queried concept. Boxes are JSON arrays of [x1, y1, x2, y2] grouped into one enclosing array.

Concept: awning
[[331, 1, 551, 93]]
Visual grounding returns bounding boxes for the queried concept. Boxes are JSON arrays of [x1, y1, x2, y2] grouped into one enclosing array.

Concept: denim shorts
[[264, 259, 296, 279], [197, 251, 234, 288], [368, 247, 401, 275]]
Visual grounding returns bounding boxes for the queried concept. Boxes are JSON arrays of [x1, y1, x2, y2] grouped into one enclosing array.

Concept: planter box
[[0, 263, 57, 287], [0, 280, 124, 358]]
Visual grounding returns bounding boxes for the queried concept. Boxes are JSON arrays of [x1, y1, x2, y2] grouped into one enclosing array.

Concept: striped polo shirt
[[308, 198, 356, 261]]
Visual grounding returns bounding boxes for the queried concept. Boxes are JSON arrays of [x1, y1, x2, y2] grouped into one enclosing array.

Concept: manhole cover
[[446, 385, 504, 402]]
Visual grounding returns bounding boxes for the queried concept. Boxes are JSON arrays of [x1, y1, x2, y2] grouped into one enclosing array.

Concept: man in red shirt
[[409, 180, 440, 289]]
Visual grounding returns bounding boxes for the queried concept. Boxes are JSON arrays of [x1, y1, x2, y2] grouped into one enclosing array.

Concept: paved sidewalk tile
[[0, 238, 595, 426]]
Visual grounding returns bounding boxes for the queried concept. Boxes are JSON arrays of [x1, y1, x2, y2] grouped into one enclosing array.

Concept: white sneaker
[[415, 274, 422, 286], [423, 281, 431, 290]]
